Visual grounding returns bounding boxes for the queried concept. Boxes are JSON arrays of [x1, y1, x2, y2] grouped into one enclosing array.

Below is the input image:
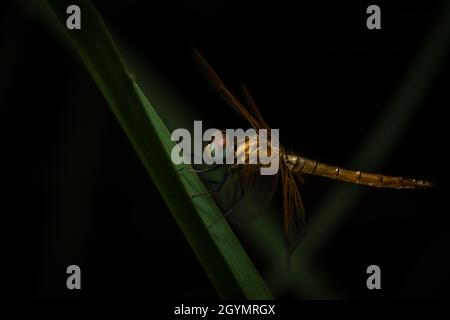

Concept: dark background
[[1, 0, 448, 299]]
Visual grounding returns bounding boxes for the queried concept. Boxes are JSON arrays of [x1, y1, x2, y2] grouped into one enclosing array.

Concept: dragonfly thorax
[[283, 152, 306, 173], [203, 130, 278, 167]]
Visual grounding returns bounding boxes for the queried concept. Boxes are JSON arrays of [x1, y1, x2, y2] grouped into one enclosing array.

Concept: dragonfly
[[191, 48, 434, 252]]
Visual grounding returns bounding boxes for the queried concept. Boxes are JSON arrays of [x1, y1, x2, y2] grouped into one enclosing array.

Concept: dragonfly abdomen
[[286, 153, 434, 189]]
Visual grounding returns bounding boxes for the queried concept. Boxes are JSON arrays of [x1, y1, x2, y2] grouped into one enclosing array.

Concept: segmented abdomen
[[287, 153, 434, 189]]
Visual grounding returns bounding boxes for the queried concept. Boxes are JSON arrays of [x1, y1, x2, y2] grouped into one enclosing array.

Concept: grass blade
[[44, 0, 272, 299]]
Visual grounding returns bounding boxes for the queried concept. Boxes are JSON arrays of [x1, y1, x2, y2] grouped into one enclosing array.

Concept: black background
[[1, 0, 448, 299]]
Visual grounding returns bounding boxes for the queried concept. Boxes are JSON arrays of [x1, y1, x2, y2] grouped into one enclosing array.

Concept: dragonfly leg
[[191, 166, 232, 199], [177, 164, 223, 173], [207, 174, 245, 229], [199, 167, 232, 186]]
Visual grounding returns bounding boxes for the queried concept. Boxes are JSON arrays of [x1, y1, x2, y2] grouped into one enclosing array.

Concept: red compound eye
[[214, 133, 226, 148]]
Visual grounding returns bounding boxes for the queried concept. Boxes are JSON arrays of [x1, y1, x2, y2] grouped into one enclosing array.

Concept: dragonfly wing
[[241, 84, 271, 130], [216, 166, 279, 224], [281, 159, 306, 254], [191, 48, 264, 130]]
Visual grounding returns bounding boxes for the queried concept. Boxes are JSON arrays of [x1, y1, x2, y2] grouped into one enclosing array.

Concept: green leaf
[[44, 0, 272, 299]]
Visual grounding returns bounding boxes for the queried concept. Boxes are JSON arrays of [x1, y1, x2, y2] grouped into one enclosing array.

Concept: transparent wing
[[240, 84, 271, 130], [223, 166, 279, 224], [191, 48, 268, 130], [280, 159, 306, 254], [193, 48, 302, 245]]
